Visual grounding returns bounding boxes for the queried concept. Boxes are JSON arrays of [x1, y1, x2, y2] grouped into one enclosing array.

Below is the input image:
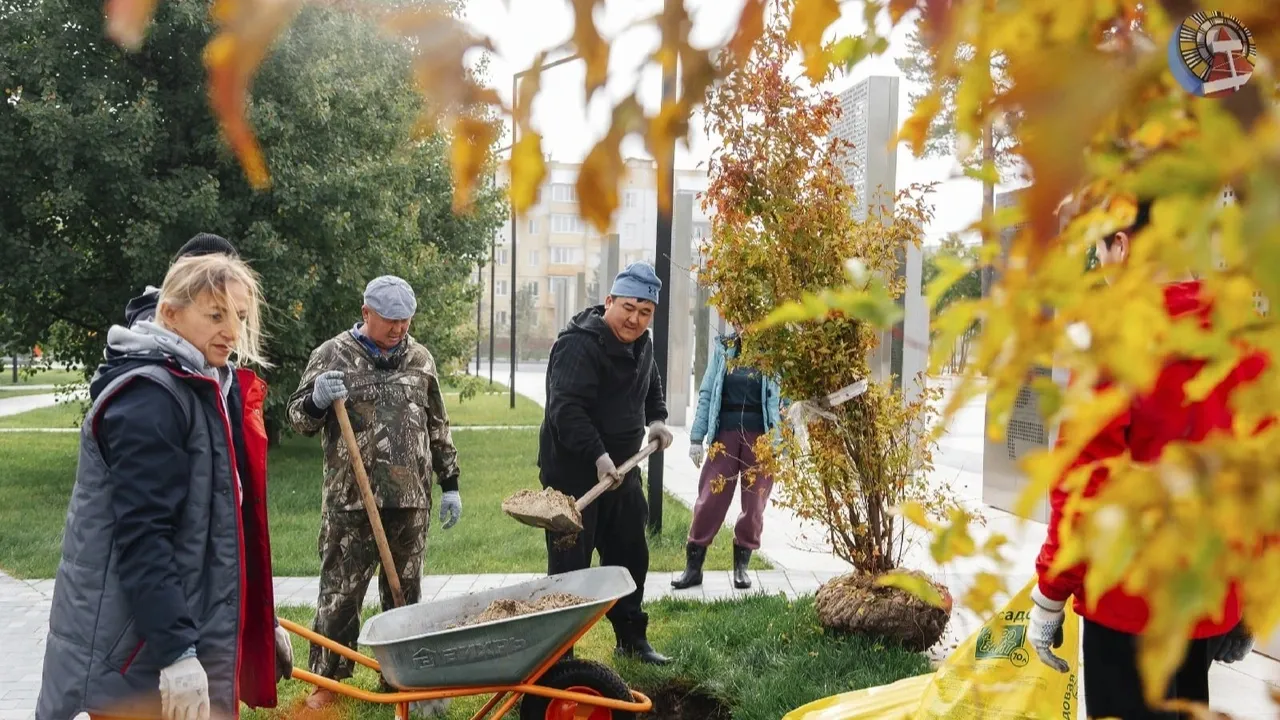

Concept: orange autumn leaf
[[570, 0, 609, 100], [727, 0, 766, 68], [203, 0, 305, 190], [104, 0, 161, 50], [508, 132, 546, 216], [897, 90, 940, 156], [887, 0, 916, 25], [577, 97, 643, 233]]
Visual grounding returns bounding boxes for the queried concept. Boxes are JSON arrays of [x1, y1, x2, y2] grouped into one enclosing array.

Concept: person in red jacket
[[1028, 198, 1263, 718]]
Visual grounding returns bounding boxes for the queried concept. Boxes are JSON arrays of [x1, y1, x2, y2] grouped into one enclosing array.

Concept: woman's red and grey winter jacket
[[1035, 280, 1270, 639]]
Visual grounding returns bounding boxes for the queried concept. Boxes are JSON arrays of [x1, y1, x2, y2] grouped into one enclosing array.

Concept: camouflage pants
[[309, 508, 429, 680]]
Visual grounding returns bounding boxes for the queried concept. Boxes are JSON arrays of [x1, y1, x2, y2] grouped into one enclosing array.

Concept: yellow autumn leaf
[[646, 101, 690, 217], [570, 0, 609, 100], [788, 0, 840, 80], [897, 91, 940, 156], [508, 133, 546, 216], [876, 570, 945, 608], [577, 134, 624, 233], [449, 115, 498, 213], [896, 501, 933, 531]]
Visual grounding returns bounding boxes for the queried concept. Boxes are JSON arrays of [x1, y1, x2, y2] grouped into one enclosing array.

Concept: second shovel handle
[[576, 439, 662, 511]]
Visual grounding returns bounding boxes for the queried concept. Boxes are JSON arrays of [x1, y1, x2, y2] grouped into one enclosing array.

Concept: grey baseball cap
[[363, 275, 417, 320]]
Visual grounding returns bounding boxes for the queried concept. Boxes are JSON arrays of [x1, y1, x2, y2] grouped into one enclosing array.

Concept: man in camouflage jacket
[[287, 275, 461, 710]]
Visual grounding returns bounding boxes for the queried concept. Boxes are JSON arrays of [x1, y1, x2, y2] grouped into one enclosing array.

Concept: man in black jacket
[[538, 261, 675, 665]]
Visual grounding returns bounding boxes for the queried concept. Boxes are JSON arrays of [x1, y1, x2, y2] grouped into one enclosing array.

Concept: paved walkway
[[1, 369, 1278, 718]]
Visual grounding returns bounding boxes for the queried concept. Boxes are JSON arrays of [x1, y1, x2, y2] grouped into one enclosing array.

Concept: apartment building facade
[[479, 156, 712, 357]]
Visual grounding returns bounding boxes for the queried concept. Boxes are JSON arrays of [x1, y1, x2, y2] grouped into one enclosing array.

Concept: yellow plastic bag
[[784, 579, 1080, 720], [783, 674, 934, 719]]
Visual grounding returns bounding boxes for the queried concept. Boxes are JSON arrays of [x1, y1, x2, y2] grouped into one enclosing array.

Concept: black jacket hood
[[563, 304, 651, 356]]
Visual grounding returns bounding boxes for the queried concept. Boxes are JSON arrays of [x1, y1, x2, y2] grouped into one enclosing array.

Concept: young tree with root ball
[[698, 0, 961, 652]]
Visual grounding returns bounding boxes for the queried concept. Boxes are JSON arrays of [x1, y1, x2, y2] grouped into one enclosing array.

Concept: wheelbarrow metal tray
[[357, 566, 636, 690]]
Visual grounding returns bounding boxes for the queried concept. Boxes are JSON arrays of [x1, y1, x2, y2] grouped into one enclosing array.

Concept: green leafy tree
[[0, 0, 504, 439]]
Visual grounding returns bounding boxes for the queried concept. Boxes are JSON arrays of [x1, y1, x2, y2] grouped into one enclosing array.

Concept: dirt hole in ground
[[642, 680, 732, 720]]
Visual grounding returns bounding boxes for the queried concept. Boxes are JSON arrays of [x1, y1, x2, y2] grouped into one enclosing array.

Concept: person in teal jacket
[[674, 326, 782, 591]]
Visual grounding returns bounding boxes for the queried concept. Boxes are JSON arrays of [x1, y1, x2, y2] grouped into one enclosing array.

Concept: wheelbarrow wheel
[[519, 658, 636, 720]]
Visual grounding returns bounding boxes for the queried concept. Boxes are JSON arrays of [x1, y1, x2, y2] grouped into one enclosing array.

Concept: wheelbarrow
[[280, 566, 654, 719]]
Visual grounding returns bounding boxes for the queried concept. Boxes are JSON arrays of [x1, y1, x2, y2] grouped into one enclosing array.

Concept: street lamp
[[508, 52, 582, 409], [647, 0, 680, 535]]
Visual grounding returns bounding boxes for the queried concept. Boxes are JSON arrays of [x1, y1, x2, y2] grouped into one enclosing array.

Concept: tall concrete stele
[[832, 75, 929, 406]]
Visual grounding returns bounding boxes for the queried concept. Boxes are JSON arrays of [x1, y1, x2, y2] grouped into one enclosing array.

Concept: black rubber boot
[[733, 544, 753, 589], [614, 616, 671, 665], [671, 542, 707, 589]]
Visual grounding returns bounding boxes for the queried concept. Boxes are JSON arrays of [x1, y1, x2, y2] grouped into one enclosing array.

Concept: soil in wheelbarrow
[[448, 592, 587, 629]]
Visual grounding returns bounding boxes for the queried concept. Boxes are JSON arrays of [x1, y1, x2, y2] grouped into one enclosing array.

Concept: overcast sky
[[461, 0, 1027, 243]]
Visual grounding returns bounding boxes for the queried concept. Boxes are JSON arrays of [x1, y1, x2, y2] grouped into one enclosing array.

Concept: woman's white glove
[[159, 654, 210, 720], [1028, 586, 1069, 674], [689, 444, 704, 468]]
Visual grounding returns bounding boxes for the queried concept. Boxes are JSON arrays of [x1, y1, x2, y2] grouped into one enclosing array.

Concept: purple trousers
[[689, 429, 774, 550]]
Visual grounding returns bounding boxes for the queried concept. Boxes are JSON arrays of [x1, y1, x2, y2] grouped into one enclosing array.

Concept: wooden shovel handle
[[576, 439, 662, 512], [333, 397, 406, 608]]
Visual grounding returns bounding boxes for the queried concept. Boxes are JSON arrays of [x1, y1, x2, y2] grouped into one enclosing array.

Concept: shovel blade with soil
[[502, 440, 661, 534]]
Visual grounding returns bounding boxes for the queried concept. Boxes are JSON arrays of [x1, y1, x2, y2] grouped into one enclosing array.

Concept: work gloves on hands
[[312, 370, 348, 410], [275, 620, 293, 683], [1216, 621, 1255, 664], [689, 444, 704, 468], [647, 421, 674, 451], [159, 653, 209, 720], [439, 491, 462, 529], [595, 453, 622, 490], [1028, 586, 1070, 674]]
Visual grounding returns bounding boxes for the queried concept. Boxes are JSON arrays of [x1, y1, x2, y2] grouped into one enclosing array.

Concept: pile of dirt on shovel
[[502, 487, 582, 531], [450, 592, 587, 629]]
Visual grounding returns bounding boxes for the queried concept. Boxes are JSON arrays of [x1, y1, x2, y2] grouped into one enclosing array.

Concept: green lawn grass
[[0, 424, 766, 578], [0, 367, 86, 386], [0, 401, 86, 429], [0, 388, 69, 399], [251, 595, 930, 720]]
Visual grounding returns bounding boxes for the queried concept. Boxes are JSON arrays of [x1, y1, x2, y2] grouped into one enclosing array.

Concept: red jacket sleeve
[[1034, 379, 1131, 604]]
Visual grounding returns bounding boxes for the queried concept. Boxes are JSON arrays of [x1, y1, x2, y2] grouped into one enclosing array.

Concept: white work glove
[[689, 443, 704, 468], [311, 370, 348, 409], [1028, 586, 1070, 674], [159, 654, 210, 720], [411, 699, 451, 717], [1215, 621, 1255, 663], [595, 453, 622, 489], [439, 491, 462, 529], [647, 421, 674, 450], [274, 621, 293, 682]]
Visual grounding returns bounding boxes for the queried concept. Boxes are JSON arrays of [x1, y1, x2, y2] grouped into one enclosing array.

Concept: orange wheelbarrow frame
[[279, 599, 653, 720]]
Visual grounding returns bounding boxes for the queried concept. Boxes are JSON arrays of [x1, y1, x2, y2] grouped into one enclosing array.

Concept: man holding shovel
[[537, 261, 675, 665], [287, 275, 462, 710]]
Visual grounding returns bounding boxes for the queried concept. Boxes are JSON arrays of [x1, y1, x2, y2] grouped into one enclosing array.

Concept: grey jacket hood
[[98, 321, 234, 400]]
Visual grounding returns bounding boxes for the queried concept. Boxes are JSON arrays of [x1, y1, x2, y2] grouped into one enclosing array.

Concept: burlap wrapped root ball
[[814, 571, 952, 652]]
